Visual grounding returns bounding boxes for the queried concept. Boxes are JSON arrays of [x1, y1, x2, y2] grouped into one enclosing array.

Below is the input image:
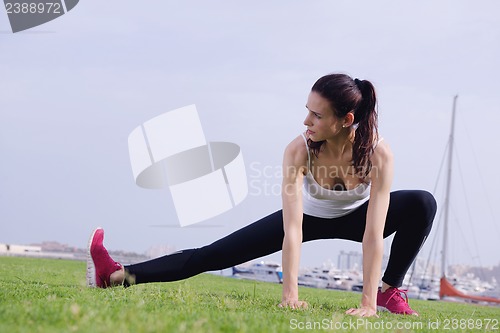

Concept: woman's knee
[[406, 190, 437, 226]]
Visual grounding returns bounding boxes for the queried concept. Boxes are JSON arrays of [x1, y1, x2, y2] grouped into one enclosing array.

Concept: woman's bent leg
[[381, 190, 437, 287], [125, 210, 285, 284], [300, 190, 437, 288]]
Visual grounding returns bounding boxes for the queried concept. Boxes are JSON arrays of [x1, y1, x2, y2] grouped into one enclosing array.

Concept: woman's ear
[[344, 112, 354, 128]]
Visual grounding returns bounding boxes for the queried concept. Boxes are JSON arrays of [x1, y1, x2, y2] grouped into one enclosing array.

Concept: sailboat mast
[[441, 95, 458, 278]]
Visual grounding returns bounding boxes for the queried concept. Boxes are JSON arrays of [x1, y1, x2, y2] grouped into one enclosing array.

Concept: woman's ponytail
[[352, 79, 378, 178]]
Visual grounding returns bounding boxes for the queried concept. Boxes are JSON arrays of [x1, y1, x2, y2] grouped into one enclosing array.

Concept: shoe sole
[[377, 305, 418, 316], [86, 227, 102, 288]]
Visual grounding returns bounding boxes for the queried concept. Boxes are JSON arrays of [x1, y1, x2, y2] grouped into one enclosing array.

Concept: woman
[[88, 73, 436, 317]]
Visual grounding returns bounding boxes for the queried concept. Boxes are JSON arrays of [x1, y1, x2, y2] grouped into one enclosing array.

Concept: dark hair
[[308, 73, 378, 178]]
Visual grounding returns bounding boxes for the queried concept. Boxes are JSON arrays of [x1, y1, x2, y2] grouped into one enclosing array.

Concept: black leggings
[[125, 190, 437, 288]]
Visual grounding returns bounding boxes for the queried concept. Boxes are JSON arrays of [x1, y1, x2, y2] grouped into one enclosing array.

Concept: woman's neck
[[323, 128, 355, 159]]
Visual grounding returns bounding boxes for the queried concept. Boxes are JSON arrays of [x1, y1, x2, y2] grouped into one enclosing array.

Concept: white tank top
[[301, 133, 378, 218]]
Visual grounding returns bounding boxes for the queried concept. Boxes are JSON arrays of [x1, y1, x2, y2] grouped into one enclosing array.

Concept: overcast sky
[[1, 1, 499, 270]]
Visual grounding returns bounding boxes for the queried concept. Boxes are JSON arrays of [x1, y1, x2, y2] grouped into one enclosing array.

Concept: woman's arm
[[279, 136, 308, 309], [346, 141, 394, 317]]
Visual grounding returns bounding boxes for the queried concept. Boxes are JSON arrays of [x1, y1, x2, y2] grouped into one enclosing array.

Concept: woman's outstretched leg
[[87, 210, 286, 288]]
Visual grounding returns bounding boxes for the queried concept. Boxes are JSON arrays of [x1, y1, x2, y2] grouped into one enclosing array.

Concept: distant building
[[337, 250, 363, 271], [0, 242, 73, 260], [0, 243, 42, 254]]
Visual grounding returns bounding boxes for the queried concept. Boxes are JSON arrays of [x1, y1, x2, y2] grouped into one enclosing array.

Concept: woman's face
[[303, 91, 343, 141]]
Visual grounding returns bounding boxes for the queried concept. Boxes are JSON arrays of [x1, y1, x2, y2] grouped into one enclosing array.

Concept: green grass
[[0, 257, 498, 333]]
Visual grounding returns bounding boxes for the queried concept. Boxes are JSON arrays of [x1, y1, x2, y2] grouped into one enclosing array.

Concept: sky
[[1, 1, 499, 271]]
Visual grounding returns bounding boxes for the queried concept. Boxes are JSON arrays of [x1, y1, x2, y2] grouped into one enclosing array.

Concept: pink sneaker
[[86, 227, 123, 288], [377, 287, 418, 315]]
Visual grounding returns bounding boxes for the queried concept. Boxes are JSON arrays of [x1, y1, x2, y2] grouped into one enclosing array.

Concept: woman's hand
[[278, 299, 308, 310], [345, 306, 379, 318]]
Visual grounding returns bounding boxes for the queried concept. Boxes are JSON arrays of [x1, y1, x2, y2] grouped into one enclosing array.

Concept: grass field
[[0, 256, 498, 333]]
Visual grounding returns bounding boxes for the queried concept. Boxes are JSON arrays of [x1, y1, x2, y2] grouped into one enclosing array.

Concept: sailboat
[[438, 96, 500, 304]]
